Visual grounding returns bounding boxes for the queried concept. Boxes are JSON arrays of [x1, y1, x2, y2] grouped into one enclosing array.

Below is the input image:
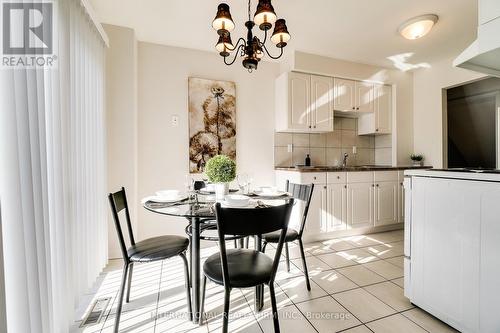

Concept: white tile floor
[[72, 230, 459, 333]]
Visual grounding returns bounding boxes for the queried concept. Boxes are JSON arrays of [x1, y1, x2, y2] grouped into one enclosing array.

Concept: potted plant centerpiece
[[410, 153, 424, 167], [205, 155, 236, 201]]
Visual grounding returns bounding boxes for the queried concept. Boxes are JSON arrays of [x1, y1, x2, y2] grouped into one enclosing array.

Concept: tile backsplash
[[274, 117, 392, 167]]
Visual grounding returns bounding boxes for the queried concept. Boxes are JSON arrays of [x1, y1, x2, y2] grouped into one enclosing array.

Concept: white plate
[[221, 200, 257, 208], [147, 195, 188, 203], [253, 190, 288, 197]]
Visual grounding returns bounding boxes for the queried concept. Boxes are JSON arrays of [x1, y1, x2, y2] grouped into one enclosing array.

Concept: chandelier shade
[[215, 34, 234, 56], [271, 19, 290, 48], [254, 0, 277, 30], [212, 3, 235, 35]]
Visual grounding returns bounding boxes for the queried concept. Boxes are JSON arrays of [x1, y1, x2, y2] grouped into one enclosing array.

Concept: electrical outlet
[[352, 146, 357, 154], [287, 144, 293, 153], [171, 115, 179, 127]]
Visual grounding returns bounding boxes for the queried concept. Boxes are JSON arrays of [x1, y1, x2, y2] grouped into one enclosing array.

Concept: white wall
[[104, 25, 138, 258], [413, 57, 486, 168], [290, 51, 414, 166], [137, 42, 280, 240]]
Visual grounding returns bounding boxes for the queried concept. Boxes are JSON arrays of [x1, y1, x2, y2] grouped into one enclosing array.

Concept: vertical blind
[[0, 1, 107, 332]]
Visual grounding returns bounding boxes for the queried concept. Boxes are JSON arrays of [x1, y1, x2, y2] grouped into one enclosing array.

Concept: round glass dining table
[[143, 192, 293, 324]]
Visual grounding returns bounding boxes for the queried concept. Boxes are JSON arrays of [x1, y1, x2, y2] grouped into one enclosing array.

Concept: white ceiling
[[90, 0, 478, 70]]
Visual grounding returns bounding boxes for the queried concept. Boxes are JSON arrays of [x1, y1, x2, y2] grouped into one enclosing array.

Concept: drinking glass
[[237, 173, 249, 194]]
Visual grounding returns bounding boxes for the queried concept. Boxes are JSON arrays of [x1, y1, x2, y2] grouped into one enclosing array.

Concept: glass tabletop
[[143, 192, 293, 219]]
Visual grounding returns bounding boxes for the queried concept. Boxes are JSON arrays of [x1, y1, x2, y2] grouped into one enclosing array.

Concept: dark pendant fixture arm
[[261, 42, 284, 59], [223, 43, 245, 65]]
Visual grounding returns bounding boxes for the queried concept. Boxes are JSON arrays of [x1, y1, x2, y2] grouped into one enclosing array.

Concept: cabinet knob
[[309, 125, 311, 128], [376, 128, 379, 132], [372, 184, 375, 187], [344, 185, 347, 189], [313, 125, 316, 128], [337, 176, 340, 179], [376, 184, 379, 187], [313, 176, 316, 180], [324, 186, 327, 189], [352, 107, 355, 110], [356, 107, 360, 110], [401, 182, 403, 186]]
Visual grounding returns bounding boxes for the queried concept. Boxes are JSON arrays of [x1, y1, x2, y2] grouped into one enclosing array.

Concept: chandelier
[[212, 0, 291, 72]]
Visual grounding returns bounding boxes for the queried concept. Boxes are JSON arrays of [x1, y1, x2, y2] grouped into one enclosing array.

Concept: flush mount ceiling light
[[399, 14, 438, 40], [212, 0, 290, 72]]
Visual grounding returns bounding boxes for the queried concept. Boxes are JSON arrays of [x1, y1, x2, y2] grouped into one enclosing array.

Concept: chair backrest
[[108, 187, 136, 261], [214, 199, 294, 286], [194, 180, 206, 191], [286, 181, 314, 237]]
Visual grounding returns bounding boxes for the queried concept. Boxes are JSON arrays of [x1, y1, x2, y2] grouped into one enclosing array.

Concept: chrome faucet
[[342, 153, 349, 168]]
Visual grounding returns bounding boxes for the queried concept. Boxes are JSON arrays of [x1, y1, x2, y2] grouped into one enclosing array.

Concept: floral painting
[[188, 77, 236, 173]]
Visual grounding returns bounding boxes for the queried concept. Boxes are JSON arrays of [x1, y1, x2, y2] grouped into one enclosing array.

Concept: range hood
[[454, 2, 500, 77], [453, 21, 500, 77]]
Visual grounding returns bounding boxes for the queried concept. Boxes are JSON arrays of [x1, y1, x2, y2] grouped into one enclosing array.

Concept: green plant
[[410, 154, 424, 162], [205, 155, 236, 183]]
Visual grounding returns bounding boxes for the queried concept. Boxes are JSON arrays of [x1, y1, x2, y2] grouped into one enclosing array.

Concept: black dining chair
[[108, 187, 192, 333], [262, 181, 314, 290], [199, 199, 294, 333]]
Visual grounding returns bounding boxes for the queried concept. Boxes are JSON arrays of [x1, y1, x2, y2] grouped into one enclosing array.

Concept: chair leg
[[262, 241, 268, 253], [234, 239, 238, 248], [222, 288, 231, 333], [285, 242, 290, 272], [245, 236, 249, 249], [180, 253, 193, 322], [125, 262, 134, 303], [298, 239, 311, 291], [199, 275, 207, 326], [269, 283, 280, 333], [114, 262, 130, 333]]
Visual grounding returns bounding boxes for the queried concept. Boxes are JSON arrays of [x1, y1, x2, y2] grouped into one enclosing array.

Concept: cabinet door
[[355, 81, 375, 113], [375, 85, 392, 134], [374, 181, 398, 226], [347, 182, 374, 228], [288, 72, 311, 131], [311, 75, 334, 132], [333, 78, 355, 112], [327, 183, 347, 231], [305, 184, 328, 234]]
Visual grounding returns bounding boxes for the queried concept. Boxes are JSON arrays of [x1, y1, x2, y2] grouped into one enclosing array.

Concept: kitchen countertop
[[405, 168, 500, 182], [275, 165, 432, 172]]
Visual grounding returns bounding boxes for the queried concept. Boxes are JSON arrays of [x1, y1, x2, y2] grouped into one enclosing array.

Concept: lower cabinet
[[374, 181, 398, 226], [275, 170, 403, 238], [347, 182, 374, 228], [306, 183, 328, 233], [327, 183, 347, 231]]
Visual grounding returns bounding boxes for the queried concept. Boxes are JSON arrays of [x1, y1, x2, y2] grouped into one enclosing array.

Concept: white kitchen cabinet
[[355, 81, 375, 113], [374, 181, 398, 226], [306, 183, 329, 233], [334, 78, 376, 114], [347, 182, 374, 228], [333, 78, 356, 112], [327, 183, 347, 231], [275, 72, 334, 133], [311, 75, 334, 132], [358, 84, 392, 135]]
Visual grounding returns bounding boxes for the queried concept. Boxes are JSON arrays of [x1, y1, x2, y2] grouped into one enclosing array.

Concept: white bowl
[[224, 194, 250, 207], [155, 190, 180, 198]]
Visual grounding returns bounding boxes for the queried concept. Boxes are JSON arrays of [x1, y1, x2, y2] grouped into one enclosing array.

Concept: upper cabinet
[[358, 84, 392, 135], [311, 75, 335, 132], [334, 78, 375, 114], [275, 72, 334, 133]]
